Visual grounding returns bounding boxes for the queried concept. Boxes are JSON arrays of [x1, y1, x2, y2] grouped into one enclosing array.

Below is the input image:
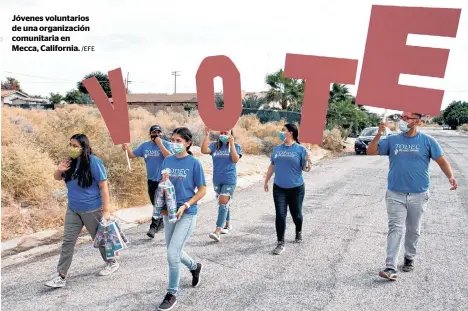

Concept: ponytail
[[187, 142, 193, 156]]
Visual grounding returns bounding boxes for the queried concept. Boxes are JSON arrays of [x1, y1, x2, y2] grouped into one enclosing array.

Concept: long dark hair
[[64, 134, 94, 188], [173, 127, 193, 156], [284, 123, 300, 144], [216, 129, 233, 151]]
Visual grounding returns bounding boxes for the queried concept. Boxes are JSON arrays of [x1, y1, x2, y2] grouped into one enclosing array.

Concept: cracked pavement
[[1, 129, 467, 311]]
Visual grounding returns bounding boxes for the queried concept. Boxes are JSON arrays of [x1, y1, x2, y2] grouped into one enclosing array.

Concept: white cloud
[[1, 0, 467, 114]]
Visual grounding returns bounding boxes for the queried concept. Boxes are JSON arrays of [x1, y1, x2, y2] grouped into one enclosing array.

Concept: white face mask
[[399, 120, 410, 133], [171, 143, 185, 154]]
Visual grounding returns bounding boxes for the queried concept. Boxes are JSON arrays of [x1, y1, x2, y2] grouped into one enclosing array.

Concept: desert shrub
[[1, 138, 60, 205], [458, 124, 468, 132], [0, 105, 335, 239], [238, 115, 261, 131], [322, 127, 343, 152]]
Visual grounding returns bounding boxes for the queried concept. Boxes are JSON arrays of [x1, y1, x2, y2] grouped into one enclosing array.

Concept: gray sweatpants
[[57, 208, 111, 276], [385, 189, 429, 270]]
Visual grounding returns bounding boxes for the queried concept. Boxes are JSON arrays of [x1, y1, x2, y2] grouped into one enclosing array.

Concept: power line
[[3, 71, 75, 81]]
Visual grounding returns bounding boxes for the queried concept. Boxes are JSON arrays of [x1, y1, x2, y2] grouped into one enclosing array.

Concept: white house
[[1, 90, 30, 105]]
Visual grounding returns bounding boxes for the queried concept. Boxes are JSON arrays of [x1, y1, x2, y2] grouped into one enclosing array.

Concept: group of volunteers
[[44, 111, 458, 311]]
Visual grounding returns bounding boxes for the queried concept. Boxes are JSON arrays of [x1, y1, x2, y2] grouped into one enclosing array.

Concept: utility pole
[[125, 72, 132, 94], [172, 71, 180, 93]]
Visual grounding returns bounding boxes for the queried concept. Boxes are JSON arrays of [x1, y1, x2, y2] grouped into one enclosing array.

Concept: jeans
[[385, 189, 429, 270], [57, 208, 112, 276], [164, 212, 197, 295], [214, 184, 236, 229], [273, 183, 305, 242], [148, 180, 162, 229]]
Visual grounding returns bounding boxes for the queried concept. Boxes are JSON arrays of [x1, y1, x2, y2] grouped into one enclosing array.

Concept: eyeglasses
[[400, 116, 420, 121]]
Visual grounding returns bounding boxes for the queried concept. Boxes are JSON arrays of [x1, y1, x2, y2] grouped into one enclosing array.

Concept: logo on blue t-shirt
[[168, 168, 190, 180], [393, 143, 421, 156], [144, 149, 162, 158], [213, 149, 230, 157], [275, 151, 296, 158], [378, 132, 444, 193]]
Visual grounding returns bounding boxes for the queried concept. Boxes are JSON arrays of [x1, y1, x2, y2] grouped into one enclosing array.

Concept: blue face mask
[[399, 120, 410, 133], [171, 143, 185, 154], [279, 131, 286, 141], [219, 135, 229, 143]]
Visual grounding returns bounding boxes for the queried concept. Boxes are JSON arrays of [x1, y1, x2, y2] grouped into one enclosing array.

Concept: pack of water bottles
[[93, 219, 129, 260], [153, 169, 178, 223]]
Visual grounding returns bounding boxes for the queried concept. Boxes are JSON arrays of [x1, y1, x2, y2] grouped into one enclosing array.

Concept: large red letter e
[[356, 6, 461, 115]]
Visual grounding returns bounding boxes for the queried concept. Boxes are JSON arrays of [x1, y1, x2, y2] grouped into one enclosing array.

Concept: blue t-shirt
[[133, 140, 172, 181], [65, 154, 108, 212], [271, 143, 308, 189], [378, 132, 444, 193], [158, 155, 206, 215], [208, 142, 242, 185]]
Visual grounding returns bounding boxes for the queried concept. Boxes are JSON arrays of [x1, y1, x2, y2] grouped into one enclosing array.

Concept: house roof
[[109, 93, 198, 104], [109, 91, 270, 104], [1, 90, 30, 98]]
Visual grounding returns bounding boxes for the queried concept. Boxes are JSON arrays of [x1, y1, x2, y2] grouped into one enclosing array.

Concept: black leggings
[[148, 180, 162, 228], [273, 183, 305, 242]]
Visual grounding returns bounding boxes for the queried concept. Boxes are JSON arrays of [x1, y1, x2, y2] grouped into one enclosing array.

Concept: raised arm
[[122, 143, 137, 159], [201, 126, 212, 154], [54, 159, 70, 180], [155, 137, 172, 157], [367, 122, 387, 155]]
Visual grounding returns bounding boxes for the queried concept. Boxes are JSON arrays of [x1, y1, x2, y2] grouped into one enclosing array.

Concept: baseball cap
[[149, 125, 162, 133]]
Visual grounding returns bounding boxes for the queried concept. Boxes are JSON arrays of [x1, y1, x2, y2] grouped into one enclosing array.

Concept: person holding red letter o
[[201, 126, 242, 242]]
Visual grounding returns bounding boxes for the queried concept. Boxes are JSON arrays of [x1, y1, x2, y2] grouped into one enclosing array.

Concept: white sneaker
[[45, 274, 66, 288], [209, 232, 220, 242], [220, 226, 232, 234], [99, 261, 120, 276]]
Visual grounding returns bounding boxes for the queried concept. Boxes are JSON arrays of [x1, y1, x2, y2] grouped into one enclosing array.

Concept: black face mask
[[151, 134, 159, 140]]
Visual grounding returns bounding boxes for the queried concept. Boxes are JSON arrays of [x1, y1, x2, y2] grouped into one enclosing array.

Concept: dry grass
[[458, 124, 468, 132], [322, 127, 344, 152], [1, 105, 341, 240]]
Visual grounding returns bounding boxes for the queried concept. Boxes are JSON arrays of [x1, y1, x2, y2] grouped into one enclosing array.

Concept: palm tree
[[329, 83, 352, 103], [264, 69, 303, 110], [242, 94, 265, 109]]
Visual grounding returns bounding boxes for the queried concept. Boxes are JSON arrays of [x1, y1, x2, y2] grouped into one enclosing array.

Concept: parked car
[[442, 124, 451, 130], [354, 126, 391, 154]]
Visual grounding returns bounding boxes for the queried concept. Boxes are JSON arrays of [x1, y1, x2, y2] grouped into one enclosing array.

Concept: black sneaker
[[147, 226, 156, 239], [158, 293, 177, 311], [295, 232, 303, 243], [379, 268, 397, 280], [190, 263, 203, 287], [154, 217, 164, 233], [402, 257, 414, 272]]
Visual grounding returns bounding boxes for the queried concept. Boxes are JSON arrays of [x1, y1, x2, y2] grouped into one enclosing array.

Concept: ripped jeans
[[214, 184, 236, 229]]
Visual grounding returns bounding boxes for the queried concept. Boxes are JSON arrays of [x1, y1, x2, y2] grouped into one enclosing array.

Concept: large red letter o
[[196, 55, 242, 131]]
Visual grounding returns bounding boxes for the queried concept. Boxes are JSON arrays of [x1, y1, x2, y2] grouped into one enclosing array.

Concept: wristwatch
[[183, 202, 190, 209]]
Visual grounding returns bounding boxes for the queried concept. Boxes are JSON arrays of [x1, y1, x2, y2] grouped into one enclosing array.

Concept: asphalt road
[[2, 129, 467, 311]]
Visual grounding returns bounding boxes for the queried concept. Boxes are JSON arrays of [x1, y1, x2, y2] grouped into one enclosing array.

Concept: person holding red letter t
[[264, 123, 311, 255]]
